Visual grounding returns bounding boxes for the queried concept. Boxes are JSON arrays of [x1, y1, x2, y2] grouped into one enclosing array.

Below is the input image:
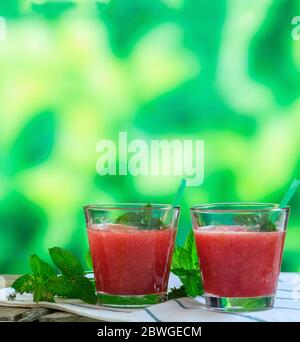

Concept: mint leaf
[[48, 276, 76, 298], [141, 217, 164, 230], [170, 230, 203, 298], [70, 277, 97, 304], [30, 254, 56, 279], [116, 203, 164, 230], [49, 247, 84, 278], [179, 270, 203, 297], [184, 230, 195, 251], [48, 275, 96, 304], [11, 274, 34, 294], [48, 248, 96, 304], [172, 231, 199, 270], [185, 231, 199, 269], [173, 247, 193, 270], [13, 248, 96, 305], [32, 279, 55, 302], [116, 212, 140, 225], [28, 254, 57, 303]]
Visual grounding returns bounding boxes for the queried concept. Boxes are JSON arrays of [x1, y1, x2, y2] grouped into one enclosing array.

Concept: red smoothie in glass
[[194, 226, 285, 297], [88, 224, 176, 295]]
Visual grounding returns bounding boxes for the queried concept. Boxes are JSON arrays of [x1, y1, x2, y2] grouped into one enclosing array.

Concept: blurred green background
[[0, 0, 300, 273]]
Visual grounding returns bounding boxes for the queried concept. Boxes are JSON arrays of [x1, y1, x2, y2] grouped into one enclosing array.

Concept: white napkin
[[0, 273, 299, 322]]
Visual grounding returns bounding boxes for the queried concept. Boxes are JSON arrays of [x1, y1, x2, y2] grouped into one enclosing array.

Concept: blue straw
[[279, 179, 300, 208], [172, 179, 186, 207]]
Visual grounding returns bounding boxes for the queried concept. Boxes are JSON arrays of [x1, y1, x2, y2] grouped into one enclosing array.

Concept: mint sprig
[[11, 248, 96, 304], [169, 230, 203, 298], [116, 203, 164, 230]]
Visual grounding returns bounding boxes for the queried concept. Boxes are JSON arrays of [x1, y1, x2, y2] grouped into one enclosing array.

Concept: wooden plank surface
[[18, 308, 53, 322], [0, 307, 33, 321], [39, 312, 101, 322]]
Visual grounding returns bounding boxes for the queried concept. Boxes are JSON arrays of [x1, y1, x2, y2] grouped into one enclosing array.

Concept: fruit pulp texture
[[88, 224, 176, 295], [194, 226, 285, 297]]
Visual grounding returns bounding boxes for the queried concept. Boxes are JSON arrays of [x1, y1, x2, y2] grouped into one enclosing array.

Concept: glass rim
[[190, 202, 290, 213], [83, 203, 180, 211]]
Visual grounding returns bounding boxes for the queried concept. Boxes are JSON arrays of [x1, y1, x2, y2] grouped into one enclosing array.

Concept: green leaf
[[171, 268, 189, 277], [177, 248, 193, 270], [171, 229, 203, 298], [32, 279, 55, 303], [48, 276, 75, 298], [49, 247, 84, 278], [182, 271, 203, 297], [186, 231, 200, 268], [171, 247, 182, 270], [12, 247, 97, 304], [69, 277, 97, 304], [191, 245, 199, 269], [11, 274, 34, 294], [29, 254, 56, 279], [13, 248, 96, 305], [28, 254, 56, 303], [184, 229, 195, 251], [116, 212, 140, 225], [172, 245, 195, 271], [115, 203, 163, 230], [48, 275, 96, 304]]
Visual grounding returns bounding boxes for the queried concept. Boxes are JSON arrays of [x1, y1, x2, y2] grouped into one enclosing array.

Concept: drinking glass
[[191, 203, 290, 312], [84, 203, 180, 307]]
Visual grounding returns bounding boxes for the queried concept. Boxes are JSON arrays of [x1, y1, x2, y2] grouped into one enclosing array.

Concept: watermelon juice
[[194, 226, 286, 298], [87, 224, 176, 297], [190, 203, 290, 311]]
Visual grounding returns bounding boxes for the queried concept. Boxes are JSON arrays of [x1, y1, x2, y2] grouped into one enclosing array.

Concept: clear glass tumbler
[[84, 203, 180, 307], [191, 203, 290, 312]]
